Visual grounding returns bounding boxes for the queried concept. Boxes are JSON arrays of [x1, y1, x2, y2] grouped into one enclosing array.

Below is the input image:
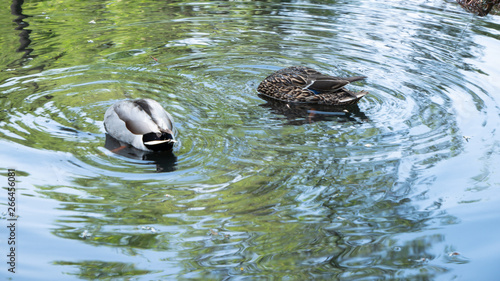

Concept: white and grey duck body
[[104, 99, 176, 151]]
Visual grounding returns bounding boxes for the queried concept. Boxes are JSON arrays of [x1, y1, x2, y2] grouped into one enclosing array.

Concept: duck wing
[[138, 99, 175, 132], [306, 77, 349, 92], [279, 66, 366, 92], [307, 75, 367, 92], [113, 100, 161, 135]]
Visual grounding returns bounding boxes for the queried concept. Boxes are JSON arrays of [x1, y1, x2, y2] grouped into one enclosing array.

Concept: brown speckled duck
[[257, 66, 368, 106]]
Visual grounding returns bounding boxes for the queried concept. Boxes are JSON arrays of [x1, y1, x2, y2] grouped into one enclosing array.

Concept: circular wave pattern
[[1, 0, 497, 279]]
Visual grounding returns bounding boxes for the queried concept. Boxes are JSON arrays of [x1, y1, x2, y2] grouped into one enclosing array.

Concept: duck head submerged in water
[[104, 99, 176, 152], [257, 66, 368, 106]]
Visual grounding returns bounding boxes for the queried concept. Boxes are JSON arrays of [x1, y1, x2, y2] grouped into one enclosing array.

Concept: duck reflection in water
[[258, 94, 368, 125], [105, 134, 177, 172]]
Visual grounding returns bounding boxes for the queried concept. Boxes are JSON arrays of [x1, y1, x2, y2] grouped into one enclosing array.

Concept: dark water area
[[1, 0, 499, 280]]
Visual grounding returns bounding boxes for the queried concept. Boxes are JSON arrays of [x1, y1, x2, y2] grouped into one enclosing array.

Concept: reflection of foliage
[[0, 0, 476, 280], [39, 135, 455, 278], [53, 261, 152, 280], [4, 0, 271, 70]]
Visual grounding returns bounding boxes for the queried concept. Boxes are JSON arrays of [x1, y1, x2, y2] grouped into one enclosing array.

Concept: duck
[[104, 99, 176, 151], [257, 66, 368, 106], [258, 93, 369, 125]]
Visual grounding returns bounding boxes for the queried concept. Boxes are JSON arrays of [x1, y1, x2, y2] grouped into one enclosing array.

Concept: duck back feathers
[[258, 66, 368, 106], [104, 99, 176, 151]]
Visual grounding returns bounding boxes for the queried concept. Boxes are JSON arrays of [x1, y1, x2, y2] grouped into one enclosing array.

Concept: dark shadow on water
[[105, 134, 177, 173], [10, 0, 34, 65], [258, 94, 369, 125]]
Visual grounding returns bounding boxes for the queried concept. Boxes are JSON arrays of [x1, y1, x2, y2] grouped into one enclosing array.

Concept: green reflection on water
[[1, 0, 497, 280]]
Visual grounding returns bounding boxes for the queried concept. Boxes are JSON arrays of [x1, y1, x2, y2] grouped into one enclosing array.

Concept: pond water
[[1, 0, 500, 280]]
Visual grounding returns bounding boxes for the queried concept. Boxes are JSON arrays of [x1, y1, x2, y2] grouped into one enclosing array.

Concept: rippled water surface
[[1, 0, 500, 279]]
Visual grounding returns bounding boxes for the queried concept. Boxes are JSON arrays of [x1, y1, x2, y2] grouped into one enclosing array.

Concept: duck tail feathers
[[344, 76, 367, 83], [338, 91, 369, 105]]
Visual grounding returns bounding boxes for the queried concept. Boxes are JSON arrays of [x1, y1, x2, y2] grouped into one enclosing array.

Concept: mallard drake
[[104, 99, 176, 151], [257, 66, 368, 106]]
